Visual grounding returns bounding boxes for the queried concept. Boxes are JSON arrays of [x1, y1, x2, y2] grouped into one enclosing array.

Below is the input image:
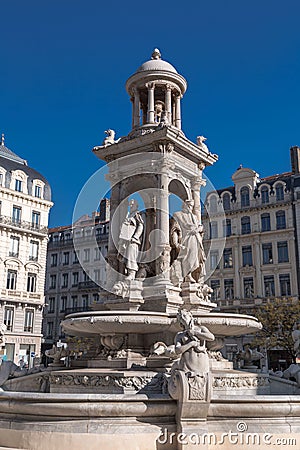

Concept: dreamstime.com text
[[157, 422, 297, 446]]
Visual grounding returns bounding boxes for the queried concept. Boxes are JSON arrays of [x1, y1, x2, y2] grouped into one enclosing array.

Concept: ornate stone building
[[42, 199, 109, 349], [202, 146, 300, 367], [0, 135, 52, 366]]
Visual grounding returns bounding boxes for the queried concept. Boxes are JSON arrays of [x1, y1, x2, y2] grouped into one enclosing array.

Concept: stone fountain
[[1, 49, 300, 450]]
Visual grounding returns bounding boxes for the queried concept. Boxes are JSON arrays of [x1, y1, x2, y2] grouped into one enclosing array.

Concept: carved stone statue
[[196, 135, 209, 153], [236, 344, 264, 368], [170, 200, 206, 284], [117, 199, 144, 280], [102, 129, 119, 146], [173, 309, 214, 374]]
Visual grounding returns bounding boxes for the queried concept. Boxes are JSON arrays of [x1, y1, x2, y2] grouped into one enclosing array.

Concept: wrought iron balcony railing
[[0, 215, 48, 234]]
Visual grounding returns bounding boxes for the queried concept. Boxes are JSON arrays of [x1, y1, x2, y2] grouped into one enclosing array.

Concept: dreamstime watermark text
[[157, 422, 297, 446]]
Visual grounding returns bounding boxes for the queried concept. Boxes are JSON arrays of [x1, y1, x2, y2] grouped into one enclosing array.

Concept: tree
[[252, 298, 300, 364]]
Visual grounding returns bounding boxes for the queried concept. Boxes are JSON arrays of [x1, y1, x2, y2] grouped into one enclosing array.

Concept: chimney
[[99, 198, 110, 222], [290, 146, 300, 174]]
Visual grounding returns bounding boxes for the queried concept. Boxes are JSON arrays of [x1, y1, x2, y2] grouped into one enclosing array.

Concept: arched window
[[241, 187, 250, 207], [222, 193, 231, 211], [276, 210, 286, 229], [261, 186, 269, 204], [275, 184, 284, 201], [210, 195, 218, 213], [241, 216, 251, 234]]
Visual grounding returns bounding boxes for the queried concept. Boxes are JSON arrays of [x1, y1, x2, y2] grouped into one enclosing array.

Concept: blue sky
[[1, 1, 300, 227]]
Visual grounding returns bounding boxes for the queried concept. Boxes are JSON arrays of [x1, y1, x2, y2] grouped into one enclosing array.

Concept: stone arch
[[168, 178, 189, 201]]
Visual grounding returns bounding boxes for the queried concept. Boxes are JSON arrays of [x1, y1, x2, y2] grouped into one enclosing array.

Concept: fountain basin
[[61, 311, 262, 338]]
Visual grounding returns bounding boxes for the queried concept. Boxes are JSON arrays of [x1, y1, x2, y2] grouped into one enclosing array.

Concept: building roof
[[0, 137, 52, 201]]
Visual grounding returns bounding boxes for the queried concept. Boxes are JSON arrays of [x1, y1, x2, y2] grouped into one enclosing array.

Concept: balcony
[[0, 215, 48, 235], [64, 306, 92, 316], [78, 281, 99, 290]]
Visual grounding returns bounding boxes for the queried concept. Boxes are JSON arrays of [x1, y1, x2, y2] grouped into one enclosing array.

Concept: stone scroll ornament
[[161, 310, 214, 404]]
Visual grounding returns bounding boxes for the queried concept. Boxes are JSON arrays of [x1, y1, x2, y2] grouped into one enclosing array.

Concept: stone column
[[133, 88, 140, 128], [175, 93, 182, 129], [165, 84, 172, 123], [130, 97, 134, 130], [191, 176, 205, 223], [156, 163, 171, 280], [147, 82, 155, 123]]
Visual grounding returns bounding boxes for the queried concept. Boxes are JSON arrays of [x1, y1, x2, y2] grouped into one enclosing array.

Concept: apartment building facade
[[202, 146, 300, 367], [42, 199, 109, 349], [0, 135, 52, 366]]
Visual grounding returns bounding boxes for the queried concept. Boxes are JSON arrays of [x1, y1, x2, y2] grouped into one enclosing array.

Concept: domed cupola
[[126, 49, 187, 131]]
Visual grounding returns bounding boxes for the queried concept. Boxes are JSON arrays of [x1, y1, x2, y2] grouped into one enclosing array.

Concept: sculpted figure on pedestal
[[292, 323, 300, 358], [170, 200, 206, 285], [117, 199, 144, 280], [102, 129, 120, 146]]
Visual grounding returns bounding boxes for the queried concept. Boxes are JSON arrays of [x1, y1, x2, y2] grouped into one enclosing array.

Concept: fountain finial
[[151, 48, 161, 60]]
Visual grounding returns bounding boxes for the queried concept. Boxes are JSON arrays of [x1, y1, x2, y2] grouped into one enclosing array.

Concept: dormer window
[[261, 186, 269, 204], [241, 187, 250, 207], [222, 193, 231, 211], [0, 172, 3, 187], [275, 184, 284, 201], [15, 179, 22, 192], [210, 195, 218, 213], [34, 185, 41, 198]]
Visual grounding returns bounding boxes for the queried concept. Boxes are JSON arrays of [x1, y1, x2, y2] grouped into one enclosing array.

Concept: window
[[32, 211, 40, 229], [34, 185, 42, 198], [262, 243, 273, 264], [93, 293, 99, 303], [27, 273, 37, 292], [83, 248, 90, 262], [12, 206, 21, 224], [72, 296, 78, 309], [261, 213, 271, 232], [224, 279, 234, 299], [276, 211, 286, 230], [63, 252, 69, 265], [46, 321, 54, 338], [210, 280, 220, 301], [210, 221, 218, 239], [276, 184, 284, 201], [223, 248, 233, 268], [0, 172, 3, 186], [279, 274, 291, 296], [94, 269, 100, 282], [241, 216, 251, 234], [83, 270, 90, 282], [210, 250, 219, 270], [62, 273, 69, 288], [94, 247, 101, 261], [15, 179, 22, 192], [60, 296, 67, 313], [261, 186, 269, 204], [244, 277, 254, 298], [6, 270, 17, 290], [9, 236, 19, 257], [48, 297, 55, 313], [242, 245, 253, 266], [222, 193, 231, 211], [72, 272, 79, 286], [50, 253, 58, 267], [210, 195, 218, 213], [241, 187, 250, 207], [82, 295, 89, 309], [49, 274, 56, 289], [277, 241, 289, 263], [4, 307, 14, 331], [264, 276, 275, 297], [73, 250, 79, 264], [223, 219, 231, 237], [24, 309, 34, 332], [29, 240, 39, 261]]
